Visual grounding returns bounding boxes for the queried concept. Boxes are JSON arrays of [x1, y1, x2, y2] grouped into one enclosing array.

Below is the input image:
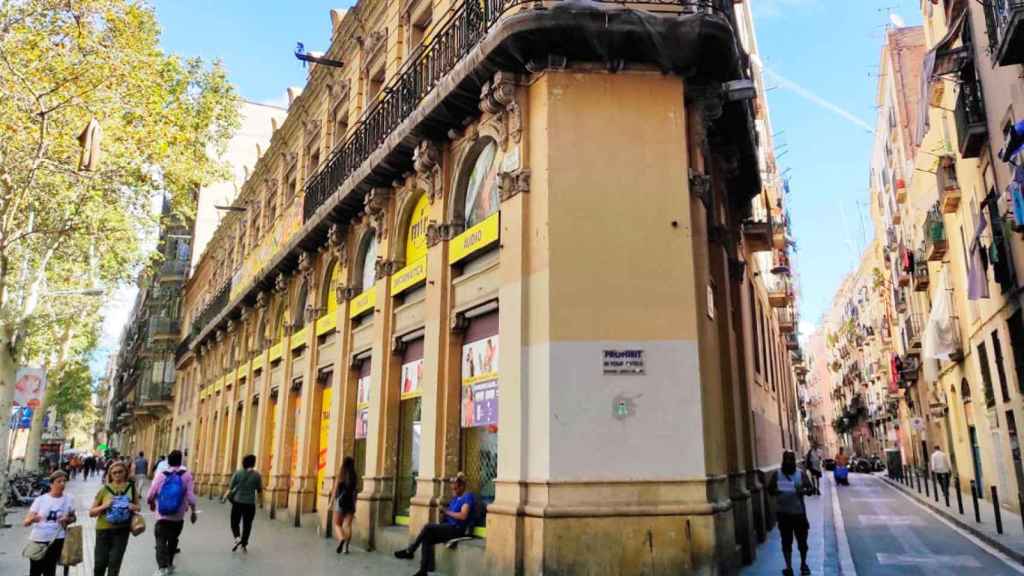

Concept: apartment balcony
[[785, 332, 800, 351], [777, 306, 796, 333], [742, 206, 772, 253], [147, 317, 180, 341], [924, 206, 947, 262], [985, 0, 1024, 66], [157, 259, 190, 282], [913, 258, 930, 292], [895, 177, 907, 204], [904, 312, 924, 356], [133, 379, 173, 418], [767, 276, 794, 308], [937, 156, 961, 214], [955, 78, 987, 159], [772, 212, 789, 250]]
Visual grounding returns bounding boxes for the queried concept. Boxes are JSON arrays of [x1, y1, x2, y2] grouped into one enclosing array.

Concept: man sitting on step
[[394, 473, 477, 576]]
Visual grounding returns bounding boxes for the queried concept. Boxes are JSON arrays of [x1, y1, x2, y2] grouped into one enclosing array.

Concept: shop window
[[460, 310, 499, 532], [462, 139, 500, 227], [395, 337, 424, 523], [353, 358, 371, 484]]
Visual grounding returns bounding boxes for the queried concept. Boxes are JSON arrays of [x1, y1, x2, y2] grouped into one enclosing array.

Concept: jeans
[[94, 528, 130, 576], [230, 502, 257, 546], [936, 472, 951, 497], [28, 538, 63, 576], [408, 523, 464, 573], [778, 513, 809, 566], [154, 519, 184, 569]]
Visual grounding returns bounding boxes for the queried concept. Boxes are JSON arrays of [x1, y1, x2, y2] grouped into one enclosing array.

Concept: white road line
[[848, 498, 896, 503], [878, 476, 1024, 574], [830, 474, 858, 576], [876, 553, 982, 567], [857, 515, 926, 526]]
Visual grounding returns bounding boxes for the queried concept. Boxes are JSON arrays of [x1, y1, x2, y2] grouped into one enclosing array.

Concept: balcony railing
[[904, 312, 924, 354], [985, 0, 1024, 66], [158, 259, 190, 280], [913, 257, 930, 292], [190, 281, 230, 342], [937, 156, 961, 214], [302, 0, 731, 222], [955, 77, 987, 159], [766, 275, 794, 308], [147, 317, 181, 341], [777, 307, 796, 333], [924, 206, 947, 262]]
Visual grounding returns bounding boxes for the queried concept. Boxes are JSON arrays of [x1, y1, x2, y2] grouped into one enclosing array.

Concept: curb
[[879, 475, 1024, 567]]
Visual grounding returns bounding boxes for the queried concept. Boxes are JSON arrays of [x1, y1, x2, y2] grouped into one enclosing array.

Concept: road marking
[[857, 515, 926, 526], [848, 497, 896, 503], [879, 476, 1024, 574], [876, 553, 981, 567], [830, 473, 858, 576]]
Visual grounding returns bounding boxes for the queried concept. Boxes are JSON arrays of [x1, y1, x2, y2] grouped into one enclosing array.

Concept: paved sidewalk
[[741, 472, 840, 576], [878, 471, 1024, 566], [0, 475, 416, 576]]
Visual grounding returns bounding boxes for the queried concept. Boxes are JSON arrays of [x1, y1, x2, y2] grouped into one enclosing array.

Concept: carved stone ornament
[[226, 319, 236, 334], [498, 169, 531, 202], [297, 250, 314, 281], [359, 29, 388, 72], [215, 329, 225, 343], [364, 187, 392, 239], [413, 140, 443, 204], [374, 259, 403, 279], [689, 169, 711, 208], [442, 221, 465, 240], [335, 283, 356, 302], [426, 221, 443, 247], [304, 305, 320, 325], [479, 72, 521, 149], [328, 78, 351, 106], [255, 291, 269, 310], [274, 272, 289, 294], [327, 223, 349, 268]]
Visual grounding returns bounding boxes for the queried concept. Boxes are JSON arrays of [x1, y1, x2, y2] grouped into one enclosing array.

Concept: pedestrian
[[930, 444, 951, 499], [154, 455, 166, 477], [146, 450, 197, 576], [768, 451, 812, 576], [804, 444, 822, 496], [89, 460, 140, 576], [331, 456, 359, 554], [394, 473, 476, 576], [222, 454, 262, 552], [834, 447, 850, 486], [134, 452, 149, 493], [22, 470, 77, 576]]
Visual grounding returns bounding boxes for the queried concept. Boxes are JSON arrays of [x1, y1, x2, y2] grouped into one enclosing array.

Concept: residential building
[[173, 1, 805, 572]]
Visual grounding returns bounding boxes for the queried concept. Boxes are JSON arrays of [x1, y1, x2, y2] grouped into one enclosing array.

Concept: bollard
[[992, 486, 1003, 535], [932, 472, 939, 503], [916, 468, 922, 493], [971, 480, 981, 523], [955, 476, 964, 515], [943, 476, 950, 508], [1018, 492, 1024, 535], [924, 469, 931, 498]]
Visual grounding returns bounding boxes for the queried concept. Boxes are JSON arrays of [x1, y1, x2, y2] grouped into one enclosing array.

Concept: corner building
[[174, 1, 802, 573]]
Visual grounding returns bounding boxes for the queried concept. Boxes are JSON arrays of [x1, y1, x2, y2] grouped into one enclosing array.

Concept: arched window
[[359, 233, 378, 293], [462, 139, 500, 227], [405, 194, 429, 264], [293, 280, 309, 329], [322, 260, 339, 316]]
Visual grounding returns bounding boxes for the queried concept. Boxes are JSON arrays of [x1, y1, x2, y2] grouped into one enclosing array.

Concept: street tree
[[0, 0, 240, 520]]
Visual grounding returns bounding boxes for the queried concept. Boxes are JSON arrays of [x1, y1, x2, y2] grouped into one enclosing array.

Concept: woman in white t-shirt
[[23, 470, 76, 576]]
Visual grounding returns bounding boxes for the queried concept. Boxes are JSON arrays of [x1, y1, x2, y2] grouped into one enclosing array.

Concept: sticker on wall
[[400, 358, 424, 400], [461, 335, 499, 428], [602, 350, 646, 375]]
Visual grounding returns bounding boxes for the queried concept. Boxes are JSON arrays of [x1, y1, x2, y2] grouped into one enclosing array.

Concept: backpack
[[104, 484, 133, 524], [157, 470, 186, 516]]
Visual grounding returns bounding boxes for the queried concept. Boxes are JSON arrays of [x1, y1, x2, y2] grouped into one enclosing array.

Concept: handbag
[[59, 525, 83, 566], [130, 512, 146, 536], [21, 540, 51, 562]]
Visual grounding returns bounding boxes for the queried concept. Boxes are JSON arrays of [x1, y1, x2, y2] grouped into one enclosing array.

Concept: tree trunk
[[25, 324, 73, 471], [0, 324, 19, 525]]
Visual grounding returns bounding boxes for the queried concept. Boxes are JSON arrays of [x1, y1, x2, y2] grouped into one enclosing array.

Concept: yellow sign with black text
[[449, 212, 499, 264], [390, 257, 427, 295], [349, 288, 376, 318]]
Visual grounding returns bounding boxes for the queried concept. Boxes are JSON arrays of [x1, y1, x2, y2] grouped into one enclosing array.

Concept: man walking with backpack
[[146, 450, 196, 576]]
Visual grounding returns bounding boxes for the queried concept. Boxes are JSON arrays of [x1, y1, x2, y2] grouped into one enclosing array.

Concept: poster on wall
[[400, 358, 424, 400], [14, 367, 47, 408], [317, 387, 332, 494], [356, 375, 371, 406], [355, 408, 369, 439], [461, 335, 498, 428], [355, 374, 371, 439]]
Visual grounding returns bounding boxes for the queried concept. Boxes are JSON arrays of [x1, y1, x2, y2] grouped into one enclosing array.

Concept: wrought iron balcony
[[777, 307, 796, 334], [189, 281, 230, 343], [985, 0, 1024, 66], [937, 156, 961, 214], [912, 257, 930, 292], [766, 275, 794, 308], [147, 317, 180, 341], [955, 77, 987, 159], [158, 259, 190, 280], [302, 0, 735, 223], [924, 205, 947, 262], [903, 312, 924, 355]]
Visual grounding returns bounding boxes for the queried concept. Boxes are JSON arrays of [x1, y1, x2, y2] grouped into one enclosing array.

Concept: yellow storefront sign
[[349, 288, 376, 318], [390, 257, 427, 295], [406, 194, 429, 264], [252, 354, 265, 372], [269, 340, 283, 362], [316, 386, 332, 496], [291, 327, 307, 350], [449, 212, 499, 264]]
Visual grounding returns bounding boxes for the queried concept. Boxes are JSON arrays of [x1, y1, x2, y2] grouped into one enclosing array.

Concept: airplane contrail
[[759, 63, 874, 133]]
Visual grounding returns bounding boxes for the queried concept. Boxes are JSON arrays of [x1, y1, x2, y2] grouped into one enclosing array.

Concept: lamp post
[[0, 288, 104, 528]]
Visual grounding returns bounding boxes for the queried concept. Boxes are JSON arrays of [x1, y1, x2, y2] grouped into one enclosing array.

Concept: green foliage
[[0, 0, 240, 358], [46, 359, 94, 420]]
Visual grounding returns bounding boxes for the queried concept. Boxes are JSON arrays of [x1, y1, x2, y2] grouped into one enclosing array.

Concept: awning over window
[[914, 8, 969, 146]]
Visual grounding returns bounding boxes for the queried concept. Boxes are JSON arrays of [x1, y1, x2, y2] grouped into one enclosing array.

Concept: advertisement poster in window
[[317, 386, 331, 494], [355, 374, 371, 439], [461, 335, 498, 428], [400, 358, 423, 400]]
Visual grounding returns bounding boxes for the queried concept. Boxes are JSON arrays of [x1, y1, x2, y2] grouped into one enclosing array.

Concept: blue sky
[[93, 0, 927, 367]]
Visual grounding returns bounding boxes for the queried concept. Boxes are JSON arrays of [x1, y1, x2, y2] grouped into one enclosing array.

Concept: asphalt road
[[835, 472, 1024, 576]]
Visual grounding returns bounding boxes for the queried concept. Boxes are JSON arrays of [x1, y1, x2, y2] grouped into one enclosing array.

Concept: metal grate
[[462, 426, 497, 527], [395, 398, 422, 519]]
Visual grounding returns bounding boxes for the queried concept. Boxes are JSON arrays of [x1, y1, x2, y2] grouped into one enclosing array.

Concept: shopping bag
[[59, 525, 83, 566], [130, 512, 147, 536], [21, 540, 51, 561]]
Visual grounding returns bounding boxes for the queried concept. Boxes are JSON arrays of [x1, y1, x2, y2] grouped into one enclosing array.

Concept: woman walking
[[768, 450, 813, 576], [89, 460, 140, 575], [332, 456, 359, 554], [23, 470, 77, 576], [222, 454, 262, 552]]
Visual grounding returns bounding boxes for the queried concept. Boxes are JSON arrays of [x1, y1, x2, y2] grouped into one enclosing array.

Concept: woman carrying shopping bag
[[89, 460, 141, 575], [22, 470, 77, 576]]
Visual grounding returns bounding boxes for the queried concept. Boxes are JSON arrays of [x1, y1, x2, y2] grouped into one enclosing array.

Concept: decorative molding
[[479, 72, 521, 149], [274, 272, 289, 294], [374, 259, 404, 279], [304, 305, 320, 325], [327, 223, 349, 268], [450, 312, 469, 333], [689, 169, 711, 208], [413, 140, 443, 204], [255, 291, 269, 310], [359, 29, 388, 72], [328, 78, 352, 107], [297, 250, 314, 282], [498, 168, 531, 202], [364, 187, 393, 239], [426, 221, 443, 247], [335, 284, 356, 302]]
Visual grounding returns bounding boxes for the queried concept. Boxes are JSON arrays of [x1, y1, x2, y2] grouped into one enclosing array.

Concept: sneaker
[[152, 570, 168, 576], [233, 537, 242, 551], [394, 548, 414, 560], [800, 566, 811, 575]]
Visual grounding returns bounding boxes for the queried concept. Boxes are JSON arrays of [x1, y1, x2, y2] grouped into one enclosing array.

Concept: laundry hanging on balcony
[[1008, 165, 1024, 230], [915, 7, 968, 146], [923, 270, 957, 373], [999, 119, 1024, 162], [967, 208, 990, 300]]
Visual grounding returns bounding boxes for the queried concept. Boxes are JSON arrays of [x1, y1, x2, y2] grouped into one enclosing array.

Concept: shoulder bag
[[22, 540, 52, 562]]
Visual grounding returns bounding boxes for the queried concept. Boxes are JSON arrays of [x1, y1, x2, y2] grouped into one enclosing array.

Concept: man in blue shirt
[[395, 473, 476, 575]]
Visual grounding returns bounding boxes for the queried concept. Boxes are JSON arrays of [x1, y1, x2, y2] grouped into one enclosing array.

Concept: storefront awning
[[914, 8, 969, 146]]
